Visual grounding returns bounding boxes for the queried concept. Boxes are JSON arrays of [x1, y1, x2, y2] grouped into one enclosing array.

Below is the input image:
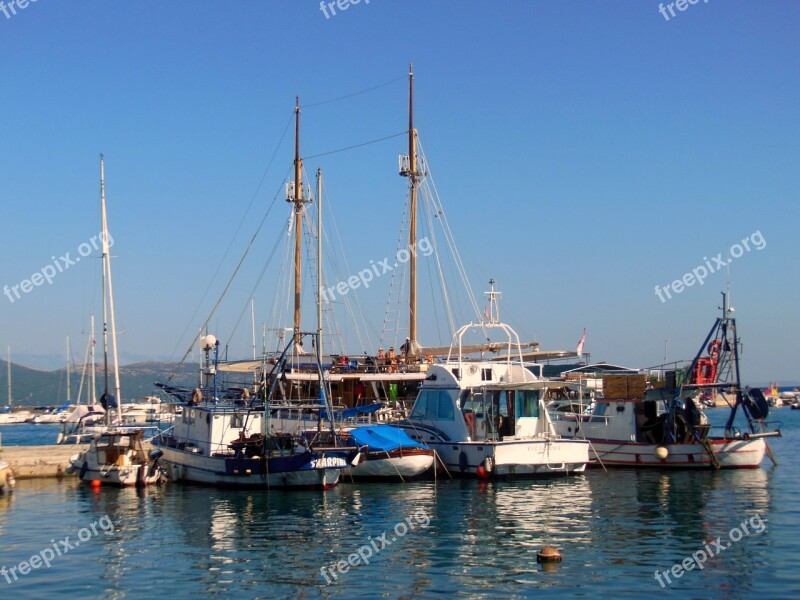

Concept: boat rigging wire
[[166, 111, 295, 367], [304, 74, 406, 108], [305, 131, 406, 160]]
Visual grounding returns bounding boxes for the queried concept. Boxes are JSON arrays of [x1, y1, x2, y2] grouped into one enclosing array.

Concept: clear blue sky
[[1, 1, 797, 384]]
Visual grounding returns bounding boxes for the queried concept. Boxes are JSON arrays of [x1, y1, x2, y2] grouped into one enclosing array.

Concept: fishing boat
[[0, 460, 14, 494], [396, 282, 591, 479], [154, 332, 358, 490], [67, 155, 162, 486], [550, 292, 781, 469]]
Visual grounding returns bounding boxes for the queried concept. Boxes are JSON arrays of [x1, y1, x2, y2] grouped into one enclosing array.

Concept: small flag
[[577, 328, 586, 357]]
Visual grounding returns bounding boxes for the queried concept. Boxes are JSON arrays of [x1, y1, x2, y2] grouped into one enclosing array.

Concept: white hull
[[343, 452, 434, 480], [68, 454, 160, 486], [0, 461, 15, 494], [586, 438, 766, 469], [67, 430, 162, 487], [0, 412, 34, 425], [417, 435, 589, 478], [158, 446, 344, 490]]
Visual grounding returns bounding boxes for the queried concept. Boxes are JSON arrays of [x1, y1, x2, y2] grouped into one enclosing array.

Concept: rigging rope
[[304, 131, 406, 160], [166, 112, 295, 367], [304, 74, 406, 108]]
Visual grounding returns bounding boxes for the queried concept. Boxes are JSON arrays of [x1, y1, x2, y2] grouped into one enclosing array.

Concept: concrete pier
[[0, 445, 89, 479]]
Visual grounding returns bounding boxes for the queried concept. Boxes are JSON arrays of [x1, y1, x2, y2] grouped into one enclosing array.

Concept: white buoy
[[655, 446, 669, 461]]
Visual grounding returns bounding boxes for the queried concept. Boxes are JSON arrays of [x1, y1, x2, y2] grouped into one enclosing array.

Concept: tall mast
[[250, 299, 257, 361], [404, 64, 419, 353], [100, 156, 110, 414], [100, 155, 123, 422], [316, 168, 323, 359], [6, 346, 11, 410], [90, 315, 97, 404], [289, 97, 306, 345], [66, 336, 71, 404]]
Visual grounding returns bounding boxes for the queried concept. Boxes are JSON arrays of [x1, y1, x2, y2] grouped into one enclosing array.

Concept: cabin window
[[481, 368, 492, 381], [515, 390, 540, 418], [411, 390, 455, 421]]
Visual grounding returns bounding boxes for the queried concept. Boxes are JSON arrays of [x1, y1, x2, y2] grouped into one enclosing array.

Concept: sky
[[0, 0, 798, 384]]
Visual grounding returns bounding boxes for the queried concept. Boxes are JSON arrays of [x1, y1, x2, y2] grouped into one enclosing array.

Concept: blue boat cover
[[321, 402, 383, 421], [349, 425, 429, 452]]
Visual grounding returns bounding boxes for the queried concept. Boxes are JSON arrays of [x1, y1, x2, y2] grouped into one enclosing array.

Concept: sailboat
[[67, 155, 162, 486], [550, 292, 781, 469], [208, 92, 435, 481], [57, 317, 106, 443], [33, 337, 76, 424], [0, 347, 33, 425]]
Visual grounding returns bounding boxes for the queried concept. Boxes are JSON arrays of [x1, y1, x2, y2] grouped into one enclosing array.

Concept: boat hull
[[157, 446, 347, 490], [585, 437, 766, 469], [416, 436, 589, 478], [0, 461, 15, 494], [68, 453, 162, 487], [343, 449, 435, 480]]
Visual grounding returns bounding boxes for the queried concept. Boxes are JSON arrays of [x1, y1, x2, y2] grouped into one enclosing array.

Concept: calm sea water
[[1, 411, 798, 599]]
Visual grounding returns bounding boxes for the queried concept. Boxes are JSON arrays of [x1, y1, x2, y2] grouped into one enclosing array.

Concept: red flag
[[577, 328, 586, 357]]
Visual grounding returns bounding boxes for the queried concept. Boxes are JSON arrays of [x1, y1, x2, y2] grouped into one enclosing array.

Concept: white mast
[[6, 346, 11, 410], [316, 168, 323, 359], [66, 336, 71, 404], [100, 155, 123, 423], [90, 315, 97, 404], [251, 298, 257, 361]]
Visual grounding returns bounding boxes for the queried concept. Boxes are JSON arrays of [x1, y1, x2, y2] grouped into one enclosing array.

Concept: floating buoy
[[654, 446, 669, 461], [476, 465, 490, 479], [537, 546, 562, 564], [90, 479, 102, 489]]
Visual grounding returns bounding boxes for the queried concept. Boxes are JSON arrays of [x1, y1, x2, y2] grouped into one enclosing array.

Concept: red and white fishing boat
[[551, 292, 780, 469]]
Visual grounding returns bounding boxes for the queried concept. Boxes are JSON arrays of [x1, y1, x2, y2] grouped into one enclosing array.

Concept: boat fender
[[56, 432, 64, 445], [79, 461, 89, 479], [476, 464, 490, 479], [483, 456, 494, 473], [458, 451, 468, 472], [654, 446, 669, 461]]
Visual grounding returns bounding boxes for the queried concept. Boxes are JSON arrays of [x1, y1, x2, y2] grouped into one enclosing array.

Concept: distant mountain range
[[0, 360, 198, 407]]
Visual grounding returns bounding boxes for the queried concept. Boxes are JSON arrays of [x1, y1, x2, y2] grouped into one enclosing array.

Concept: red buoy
[[537, 546, 562, 564]]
